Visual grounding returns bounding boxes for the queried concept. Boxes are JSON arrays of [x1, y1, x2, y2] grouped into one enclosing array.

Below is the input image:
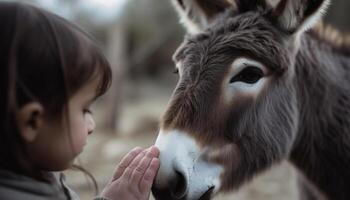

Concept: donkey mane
[[288, 21, 350, 199], [311, 22, 350, 55]]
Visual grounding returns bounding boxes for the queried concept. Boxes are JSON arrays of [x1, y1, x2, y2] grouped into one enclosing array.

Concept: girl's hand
[[100, 146, 160, 200]]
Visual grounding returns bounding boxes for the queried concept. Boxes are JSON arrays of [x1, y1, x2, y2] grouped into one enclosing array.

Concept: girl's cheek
[[71, 117, 88, 153]]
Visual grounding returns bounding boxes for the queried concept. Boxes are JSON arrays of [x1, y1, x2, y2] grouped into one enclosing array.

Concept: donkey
[[151, 0, 350, 199]]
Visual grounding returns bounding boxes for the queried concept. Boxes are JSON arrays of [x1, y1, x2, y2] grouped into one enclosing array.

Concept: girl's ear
[[172, 0, 236, 34], [16, 102, 44, 143], [272, 0, 331, 34]]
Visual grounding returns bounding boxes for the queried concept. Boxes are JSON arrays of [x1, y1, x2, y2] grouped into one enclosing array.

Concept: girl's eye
[[229, 66, 264, 84], [83, 109, 93, 115]]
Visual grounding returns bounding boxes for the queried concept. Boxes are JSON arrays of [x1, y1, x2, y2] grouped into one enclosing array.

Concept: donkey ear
[[172, 0, 235, 34], [272, 0, 331, 34]]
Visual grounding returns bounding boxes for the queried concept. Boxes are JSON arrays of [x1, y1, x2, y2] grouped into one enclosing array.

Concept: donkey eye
[[173, 68, 179, 74], [230, 67, 264, 84]]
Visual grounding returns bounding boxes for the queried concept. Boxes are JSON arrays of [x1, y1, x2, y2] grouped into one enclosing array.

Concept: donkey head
[[152, 0, 330, 200]]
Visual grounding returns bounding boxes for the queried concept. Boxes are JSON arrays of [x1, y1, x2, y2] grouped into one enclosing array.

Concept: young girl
[[0, 2, 160, 200]]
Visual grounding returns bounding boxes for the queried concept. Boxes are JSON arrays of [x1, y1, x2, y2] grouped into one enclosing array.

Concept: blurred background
[[4, 0, 350, 199]]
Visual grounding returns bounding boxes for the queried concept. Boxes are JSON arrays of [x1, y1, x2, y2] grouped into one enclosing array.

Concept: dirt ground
[[64, 79, 300, 200]]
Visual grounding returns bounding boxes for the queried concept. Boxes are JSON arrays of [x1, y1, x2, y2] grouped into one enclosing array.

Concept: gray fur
[[154, 0, 350, 199]]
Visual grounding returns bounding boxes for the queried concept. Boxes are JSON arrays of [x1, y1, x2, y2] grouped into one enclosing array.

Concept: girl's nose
[[86, 114, 95, 135]]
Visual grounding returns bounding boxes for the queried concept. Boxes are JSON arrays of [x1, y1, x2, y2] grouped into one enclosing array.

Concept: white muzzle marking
[[154, 129, 223, 199]]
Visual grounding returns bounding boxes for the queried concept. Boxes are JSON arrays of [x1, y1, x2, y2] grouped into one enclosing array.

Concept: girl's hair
[[0, 2, 112, 177]]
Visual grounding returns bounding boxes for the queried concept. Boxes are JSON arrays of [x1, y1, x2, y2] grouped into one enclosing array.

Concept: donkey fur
[[161, 0, 350, 199]]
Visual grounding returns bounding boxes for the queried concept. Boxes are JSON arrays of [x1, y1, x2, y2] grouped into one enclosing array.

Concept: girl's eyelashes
[[83, 108, 93, 115]]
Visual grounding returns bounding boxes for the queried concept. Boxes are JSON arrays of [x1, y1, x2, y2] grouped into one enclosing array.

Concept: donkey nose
[[172, 170, 188, 198], [152, 170, 188, 200]]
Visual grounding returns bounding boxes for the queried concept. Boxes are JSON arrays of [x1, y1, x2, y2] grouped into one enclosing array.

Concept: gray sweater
[[0, 169, 109, 200]]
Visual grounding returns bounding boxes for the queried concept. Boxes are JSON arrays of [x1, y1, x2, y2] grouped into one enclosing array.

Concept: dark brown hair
[[0, 1, 111, 178]]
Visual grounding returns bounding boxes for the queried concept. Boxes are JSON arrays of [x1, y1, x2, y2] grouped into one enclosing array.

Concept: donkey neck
[[290, 32, 350, 199]]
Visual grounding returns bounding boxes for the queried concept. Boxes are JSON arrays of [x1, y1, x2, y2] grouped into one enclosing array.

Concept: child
[[0, 2, 160, 200]]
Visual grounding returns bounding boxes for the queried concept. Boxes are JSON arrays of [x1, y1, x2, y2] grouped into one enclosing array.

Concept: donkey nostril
[[171, 170, 188, 199]]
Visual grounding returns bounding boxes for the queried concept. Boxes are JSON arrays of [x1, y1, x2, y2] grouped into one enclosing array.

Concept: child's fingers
[[130, 147, 158, 186], [121, 149, 147, 180], [139, 158, 160, 194], [148, 145, 160, 158], [111, 147, 143, 181]]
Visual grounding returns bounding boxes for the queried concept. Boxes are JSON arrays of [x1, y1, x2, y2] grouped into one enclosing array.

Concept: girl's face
[[23, 78, 99, 171]]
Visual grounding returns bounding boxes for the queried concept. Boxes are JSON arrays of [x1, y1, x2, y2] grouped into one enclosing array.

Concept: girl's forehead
[[71, 78, 100, 103]]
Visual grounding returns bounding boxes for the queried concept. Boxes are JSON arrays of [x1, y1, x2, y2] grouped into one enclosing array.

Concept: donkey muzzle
[[152, 129, 222, 200]]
